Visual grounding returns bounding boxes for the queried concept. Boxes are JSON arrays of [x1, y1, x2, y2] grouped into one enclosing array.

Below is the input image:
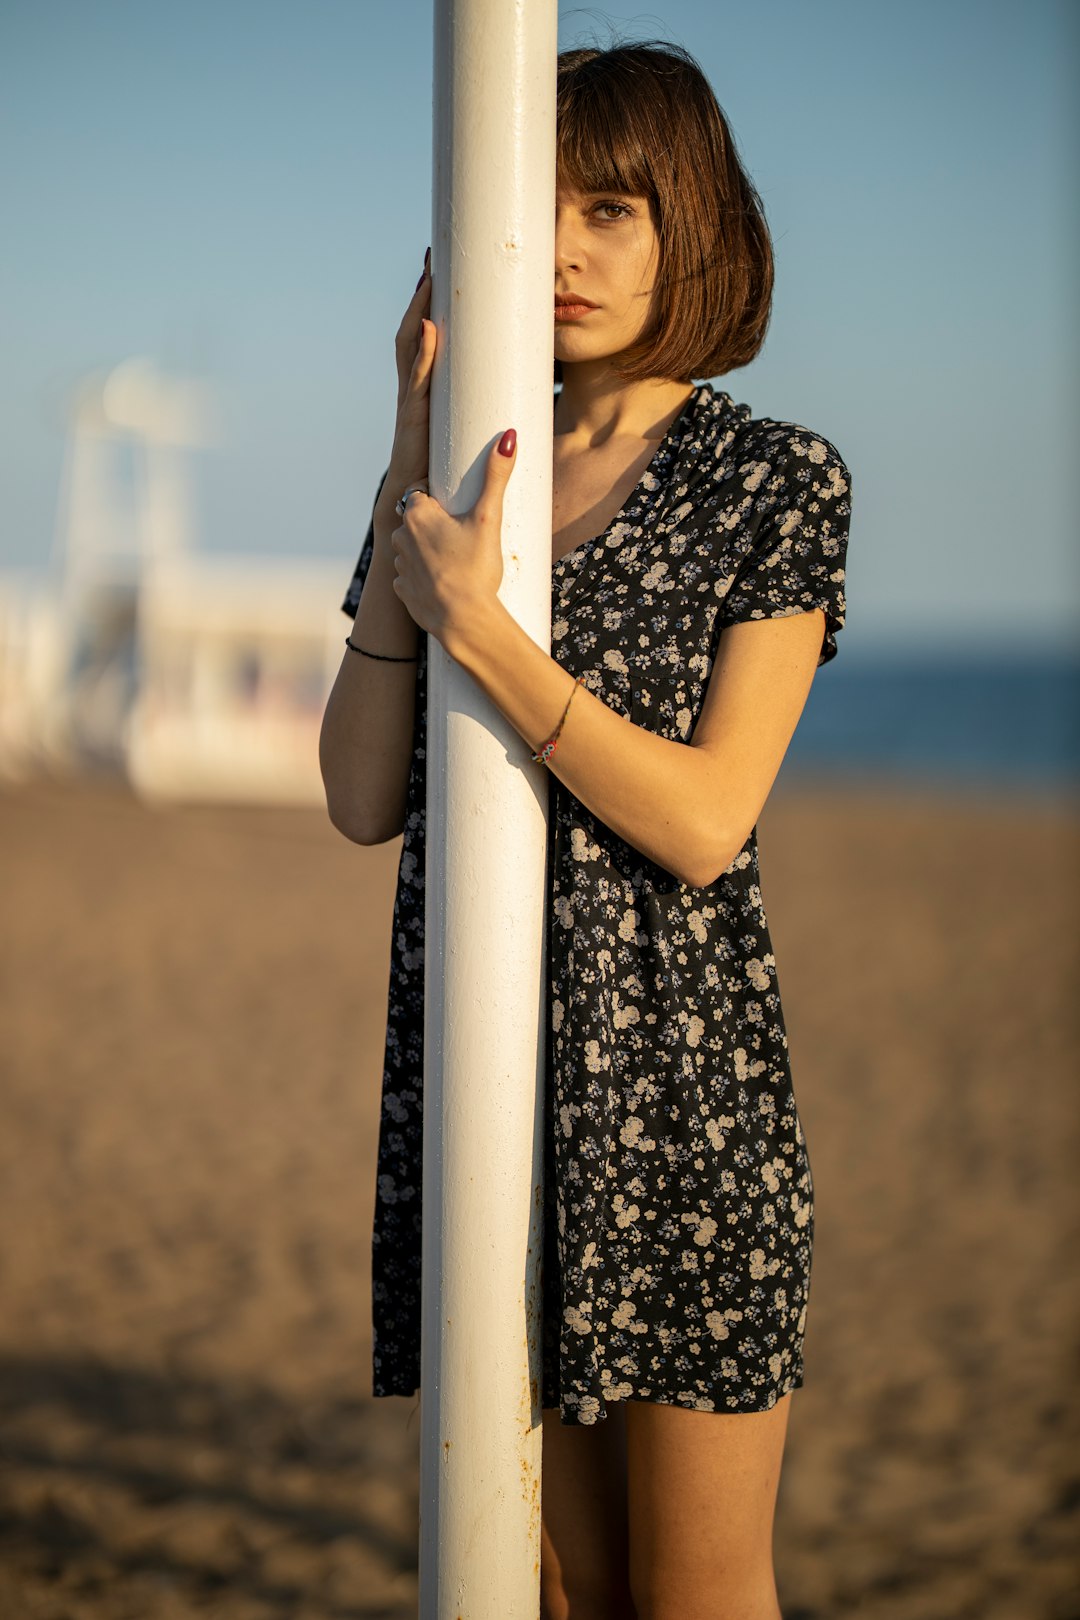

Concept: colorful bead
[[530, 675, 585, 764]]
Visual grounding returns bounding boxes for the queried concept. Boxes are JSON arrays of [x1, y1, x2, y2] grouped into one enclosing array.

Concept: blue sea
[[782, 648, 1080, 794]]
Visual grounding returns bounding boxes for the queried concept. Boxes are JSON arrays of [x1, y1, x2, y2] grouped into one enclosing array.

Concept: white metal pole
[[421, 0, 557, 1615]]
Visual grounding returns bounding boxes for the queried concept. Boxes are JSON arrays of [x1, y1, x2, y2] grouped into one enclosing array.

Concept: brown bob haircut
[[555, 41, 774, 385]]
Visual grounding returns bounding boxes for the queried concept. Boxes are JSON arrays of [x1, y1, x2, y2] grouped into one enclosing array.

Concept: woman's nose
[[554, 208, 584, 271]]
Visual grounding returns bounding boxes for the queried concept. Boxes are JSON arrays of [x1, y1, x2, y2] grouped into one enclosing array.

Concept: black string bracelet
[[345, 635, 418, 662]]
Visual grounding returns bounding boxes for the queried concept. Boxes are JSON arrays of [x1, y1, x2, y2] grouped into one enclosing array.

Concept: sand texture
[[0, 774, 1077, 1619]]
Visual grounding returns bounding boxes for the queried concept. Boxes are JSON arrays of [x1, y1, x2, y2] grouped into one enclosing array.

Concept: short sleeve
[[718, 433, 851, 667], [341, 467, 390, 620]]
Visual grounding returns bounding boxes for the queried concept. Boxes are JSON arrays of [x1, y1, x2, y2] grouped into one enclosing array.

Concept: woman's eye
[[595, 201, 631, 221]]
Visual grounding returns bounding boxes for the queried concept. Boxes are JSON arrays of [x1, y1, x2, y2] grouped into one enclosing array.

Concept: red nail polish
[[498, 428, 516, 457]]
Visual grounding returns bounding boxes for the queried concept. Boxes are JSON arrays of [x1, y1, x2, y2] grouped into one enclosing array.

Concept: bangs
[[556, 71, 654, 201]]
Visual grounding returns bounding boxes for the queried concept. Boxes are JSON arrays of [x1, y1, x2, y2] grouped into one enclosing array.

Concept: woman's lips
[[555, 303, 596, 320]]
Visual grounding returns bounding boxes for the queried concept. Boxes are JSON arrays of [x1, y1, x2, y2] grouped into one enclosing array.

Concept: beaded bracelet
[[530, 675, 585, 764], [345, 635, 418, 662]]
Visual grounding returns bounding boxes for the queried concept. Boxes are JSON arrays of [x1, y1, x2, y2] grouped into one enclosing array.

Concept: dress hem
[[371, 1369, 806, 1425]]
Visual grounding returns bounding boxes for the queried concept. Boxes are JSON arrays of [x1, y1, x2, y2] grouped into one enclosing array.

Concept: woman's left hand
[[390, 428, 518, 658]]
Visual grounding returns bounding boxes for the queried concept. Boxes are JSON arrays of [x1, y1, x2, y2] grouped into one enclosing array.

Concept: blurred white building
[[0, 357, 346, 805]]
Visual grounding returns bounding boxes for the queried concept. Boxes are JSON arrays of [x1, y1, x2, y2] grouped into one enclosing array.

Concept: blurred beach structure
[[0, 356, 344, 805]]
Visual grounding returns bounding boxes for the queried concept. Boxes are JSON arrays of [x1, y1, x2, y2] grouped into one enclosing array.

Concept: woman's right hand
[[379, 249, 435, 515]]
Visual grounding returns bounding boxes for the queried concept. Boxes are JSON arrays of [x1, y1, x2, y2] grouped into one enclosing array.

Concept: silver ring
[[395, 481, 427, 517]]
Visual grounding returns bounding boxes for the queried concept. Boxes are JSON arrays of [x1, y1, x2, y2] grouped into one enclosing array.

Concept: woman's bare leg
[[540, 1402, 637, 1620], [624, 1390, 793, 1620]]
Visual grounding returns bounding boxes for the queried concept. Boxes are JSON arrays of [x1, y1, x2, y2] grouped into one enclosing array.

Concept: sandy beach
[[0, 772, 1077, 1619]]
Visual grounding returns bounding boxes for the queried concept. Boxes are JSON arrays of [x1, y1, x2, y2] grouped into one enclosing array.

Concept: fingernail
[[498, 428, 516, 457], [424, 245, 431, 268]]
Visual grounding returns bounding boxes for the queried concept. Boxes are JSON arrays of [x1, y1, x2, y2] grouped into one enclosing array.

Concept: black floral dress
[[341, 380, 851, 1426]]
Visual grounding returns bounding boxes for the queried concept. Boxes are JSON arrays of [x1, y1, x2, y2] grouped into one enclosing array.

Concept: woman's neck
[[554, 364, 696, 449]]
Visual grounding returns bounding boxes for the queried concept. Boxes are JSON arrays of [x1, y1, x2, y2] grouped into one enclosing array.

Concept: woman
[[320, 40, 851, 1620]]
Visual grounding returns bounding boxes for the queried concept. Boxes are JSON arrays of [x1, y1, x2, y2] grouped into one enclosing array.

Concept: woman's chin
[[553, 332, 588, 355], [553, 338, 614, 368]]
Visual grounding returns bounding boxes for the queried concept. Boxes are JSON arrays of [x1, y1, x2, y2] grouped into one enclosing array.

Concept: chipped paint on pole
[[420, 0, 557, 1613]]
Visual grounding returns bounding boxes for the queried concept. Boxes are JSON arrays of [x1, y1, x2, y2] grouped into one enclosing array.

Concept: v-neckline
[[551, 385, 702, 575]]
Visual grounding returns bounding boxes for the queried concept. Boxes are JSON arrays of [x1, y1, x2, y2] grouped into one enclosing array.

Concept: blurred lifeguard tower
[[1, 356, 345, 804]]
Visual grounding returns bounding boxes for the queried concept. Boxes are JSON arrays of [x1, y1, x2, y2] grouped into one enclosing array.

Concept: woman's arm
[[447, 599, 825, 888], [319, 251, 436, 845], [318, 490, 422, 845]]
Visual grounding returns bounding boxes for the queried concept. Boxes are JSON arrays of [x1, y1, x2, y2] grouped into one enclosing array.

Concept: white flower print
[[745, 958, 771, 991]]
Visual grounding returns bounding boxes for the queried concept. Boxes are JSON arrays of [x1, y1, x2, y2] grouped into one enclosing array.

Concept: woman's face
[[554, 182, 661, 369]]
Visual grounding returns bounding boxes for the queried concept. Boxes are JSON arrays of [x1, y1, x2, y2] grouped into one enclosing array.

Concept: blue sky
[[1, 0, 1076, 654]]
